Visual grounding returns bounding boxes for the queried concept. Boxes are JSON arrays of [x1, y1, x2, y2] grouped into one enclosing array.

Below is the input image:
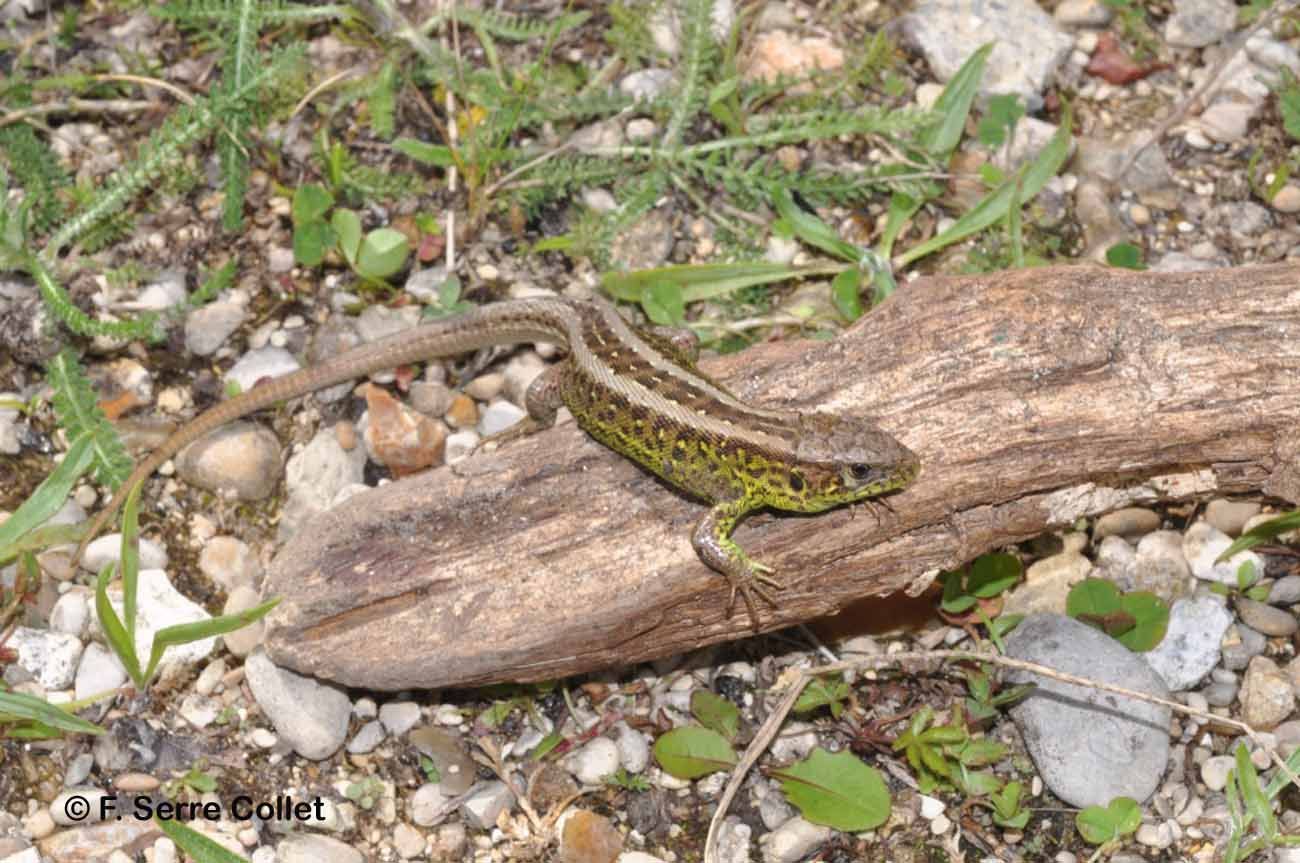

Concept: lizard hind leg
[[477, 362, 567, 450]]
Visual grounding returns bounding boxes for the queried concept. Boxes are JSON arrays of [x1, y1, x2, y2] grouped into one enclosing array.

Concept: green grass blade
[[0, 433, 95, 553], [142, 598, 280, 684], [95, 563, 143, 688], [602, 262, 824, 303], [0, 689, 105, 736], [897, 100, 1072, 267], [153, 816, 250, 863], [119, 481, 143, 645], [920, 42, 993, 155], [1218, 510, 1300, 561]]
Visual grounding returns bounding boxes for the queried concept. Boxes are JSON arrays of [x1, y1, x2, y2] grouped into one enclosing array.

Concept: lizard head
[[788, 412, 921, 509]]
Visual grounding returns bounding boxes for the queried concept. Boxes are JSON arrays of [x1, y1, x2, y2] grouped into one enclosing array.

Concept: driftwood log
[[261, 264, 1300, 690]]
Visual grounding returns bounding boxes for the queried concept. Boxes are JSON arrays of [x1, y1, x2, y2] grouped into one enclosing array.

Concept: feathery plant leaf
[[663, 0, 717, 146], [44, 350, 133, 489], [0, 123, 70, 232], [441, 7, 590, 41]]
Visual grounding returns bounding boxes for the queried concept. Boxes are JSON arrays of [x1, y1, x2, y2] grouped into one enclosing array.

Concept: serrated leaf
[[652, 727, 736, 779], [773, 748, 890, 831], [690, 690, 740, 741]]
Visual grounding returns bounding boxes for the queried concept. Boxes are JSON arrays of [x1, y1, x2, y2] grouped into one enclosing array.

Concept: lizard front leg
[[691, 497, 783, 629]]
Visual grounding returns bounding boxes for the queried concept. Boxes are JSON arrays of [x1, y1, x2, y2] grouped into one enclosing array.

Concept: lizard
[[72, 295, 921, 626]]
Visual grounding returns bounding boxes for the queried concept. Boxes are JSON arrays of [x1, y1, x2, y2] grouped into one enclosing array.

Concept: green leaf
[[773, 748, 890, 831], [96, 563, 143, 687], [530, 730, 563, 761], [291, 184, 333, 225], [0, 690, 104, 736], [920, 43, 993, 155], [153, 816, 250, 863], [602, 262, 811, 304], [1076, 796, 1141, 845], [770, 186, 862, 263], [142, 599, 280, 684], [293, 220, 335, 268], [898, 100, 1073, 267], [976, 94, 1026, 149], [331, 209, 362, 266], [119, 481, 142, 645], [955, 766, 1002, 796], [968, 552, 1022, 597], [652, 727, 737, 779], [0, 433, 95, 553], [1105, 242, 1146, 270], [830, 268, 863, 321], [794, 678, 851, 719], [958, 739, 1008, 767], [356, 228, 411, 280], [690, 690, 740, 741], [393, 138, 456, 167], [940, 569, 976, 614], [1234, 741, 1275, 836], [1114, 591, 1169, 652], [640, 281, 685, 327], [1218, 510, 1300, 561], [1066, 578, 1122, 619]]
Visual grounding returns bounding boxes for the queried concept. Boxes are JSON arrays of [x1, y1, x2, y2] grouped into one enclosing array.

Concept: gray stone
[[1221, 624, 1268, 671], [1236, 598, 1298, 637], [1240, 656, 1295, 729], [347, 720, 386, 755], [620, 69, 675, 102], [1165, 0, 1237, 47], [1183, 521, 1266, 586], [1005, 614, 1170, 807], [410, 783, 453, 828], [245, 649, 351, 760], [1143, 596, 1233, 691], [379, 701, 422, 737], [220, 585, 266, 658], [460, 781, 514, 830], [1269, 575, 1300, 605], [276, 835, 363, 863], [7, 627, 83, 690], [899, 0, 1072, 105], [565, 737, 620, 785], [185, 300, 247, 357], [761, 816, 832, 863], [1094, 536, 1138, 590], [74, 643, 128, 701], [80, 534, 168, 574], [1202, 680, 1238, 707], [93, 570, 217, 674], [278, 428, 367, 541], [1004, 551, 1092, 616], [1134, 530, 1192, 600], [223, 346, 300, 395], [477, 400, 527, 438], [614, 721, 651, 774]]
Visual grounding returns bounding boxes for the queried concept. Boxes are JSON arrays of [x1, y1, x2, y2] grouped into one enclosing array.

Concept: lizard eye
[[848, 463, 872, 481]]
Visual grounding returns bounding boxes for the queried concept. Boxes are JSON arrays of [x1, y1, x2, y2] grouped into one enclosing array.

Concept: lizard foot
[[724, 564, 783, 631]]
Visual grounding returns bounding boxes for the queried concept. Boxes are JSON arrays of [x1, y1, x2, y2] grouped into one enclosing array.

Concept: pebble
[[1201, 754, 1236, 791], [379, 702, 422, 737], [1183, 521, 1265, 586], [113, 772, 160, 792], [185, 300, 248, 357], [276, 835, 364, 863], [49, 592, 89, 638], [459, 781, 514, 830], [410, 783, 453, 828], [1004, 551, 1092, 615], [74, 644, 129, 701], [1235, 598, 1297, 636], [1269, 575, 1300, 605], [179, 693, 223, 728], [94, 570, 219, 674], [1202, 679, 1238, 707], [221, 585, 266, 657], [1164, 0, 1236, 48], [478, 400, 527, 437], [1142, 596, 1233, 691], [444, 394, 479, 429], [1240, 656, 1295, 729], [1094, 535, 1137, 588], [279, 428, 368, 540], [464, 373, 505, 402], [7, 627, 84, 690], [1133, 530, 1192, 600], [444, 430, 480, 464], [244, 649, 351, 760], [1220, 624, 1268, 671], [409, 381, 455, 419], [619, 69, 675, 102], [362, 386, 446, 475], [392, 822, 425, 859], [1136, 820, 1175, 849], [1272, 184, 1300, 213], [197, 537, 261, 593], [559, 810, 623, 862], [1005, 614, 1169, 807], [566, 737, 621, 785], [762, 816, 832, 863], [1205, 499, 1262, 536], [223, 346, 301, 395], [80, 534, 168, 574], [1094, 507, 1160, 539], [347, 720, 386, 754], [176, 422, 283, 501], [614, 722, 651, 774], [64, 752, 93, 786]]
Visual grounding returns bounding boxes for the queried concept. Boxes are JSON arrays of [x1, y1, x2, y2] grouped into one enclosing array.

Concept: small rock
[[178, 693, 222, 728], [409, 381, 454, 419], [198, 537, 260, 593], [1094, 535, 1137, 589], [1203, 679, 1238, 707], [1183, 521, 1265, 586], [1164, 0, 1237, 47], [363, 385, 446, 476], [244, 649, 351, 760], [92, 570, 218, 674], [1004, 551, 1092, 615], [221, 585, 266, 658], [410, 783, 453, 828], [7, 627, 83, 690], [1221, 624, 1268, 671], [478, 400, 527, 437], [1205, 499, 1262, 536], [1135, 820, 1174, 849], [1005, 614, 1169, 806], [1240, 656, 1295, 729], [1236, 598, 1297, 637], [1269, 575, 1300, 606], [276, 835, 364, 863], [460, 781, 514, 830], [1201, 754, 1236, 791], [559, 810, 622, 863], [1055, 0, 1112, 25], [185, 300, 248, 357], [74, 643, 129, 701], [1142, 596, 1233, 691], [619, 69, 675, 102], [49, 592, 89, 637], [761, 816, 832, 863], [347, 720, 386, 755], [744, 31, 844, 87], [1094, 507, 1160, 540], [567, 737, 621, 785], [379, 701, 422, 737], [80, 534, 168, 574], [392, 822, 424, 859], [176, 422, 282, 501], [223, 346, 301, 395], [444, 394, 479, 430], [1133, 530, 1191, 600], [463, 373, 504, 402], [1272, 184, 1300, 214], [614, 722, 650, 774]]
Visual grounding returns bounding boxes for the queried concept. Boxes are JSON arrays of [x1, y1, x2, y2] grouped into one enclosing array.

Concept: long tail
[[71, 298, 579, 566]]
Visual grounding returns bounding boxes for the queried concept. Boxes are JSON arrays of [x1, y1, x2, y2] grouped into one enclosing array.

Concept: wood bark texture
[[261, 264, 1300, 689]]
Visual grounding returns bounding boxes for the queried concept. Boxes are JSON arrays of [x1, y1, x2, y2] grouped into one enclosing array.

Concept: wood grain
[[261, 264, 1300, 689]]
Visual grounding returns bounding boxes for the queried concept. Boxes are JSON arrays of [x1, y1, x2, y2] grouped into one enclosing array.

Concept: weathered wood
[[261, 264, 1300, 689]]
